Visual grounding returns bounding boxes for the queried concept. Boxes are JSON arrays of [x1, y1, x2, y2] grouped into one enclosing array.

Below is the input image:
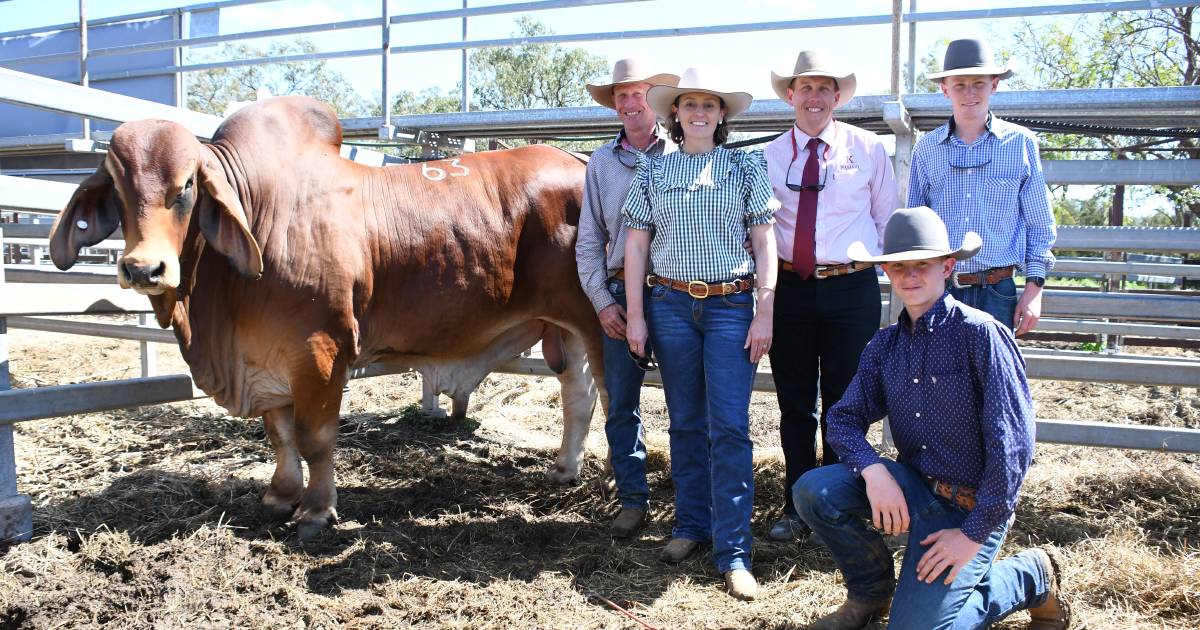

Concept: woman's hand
[[745, 309, 772, 363], [627, 315, 649, 358]]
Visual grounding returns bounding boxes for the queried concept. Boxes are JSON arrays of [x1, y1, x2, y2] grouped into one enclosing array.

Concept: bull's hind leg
[[290, 331, 351, 540], [261, 405, 304, 522], [548, 329, 602, 484]]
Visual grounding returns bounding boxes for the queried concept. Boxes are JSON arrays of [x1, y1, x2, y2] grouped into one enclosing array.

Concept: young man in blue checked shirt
[[792, 206, 1071, 630], [909, 38, 1056, 337]]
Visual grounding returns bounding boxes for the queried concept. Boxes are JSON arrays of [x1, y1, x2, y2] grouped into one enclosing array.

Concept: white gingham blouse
[[623, 146, 778, 283]]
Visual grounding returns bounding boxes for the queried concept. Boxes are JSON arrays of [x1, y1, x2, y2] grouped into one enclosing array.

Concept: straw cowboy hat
[[770, 50, 857, 107], [926, 38, 1014, 80], [586, 58, 680, 109], [847, 206, 982, 263], [646, 67, 753, 121]]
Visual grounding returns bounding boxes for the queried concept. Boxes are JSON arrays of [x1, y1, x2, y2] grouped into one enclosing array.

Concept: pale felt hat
[[770, 50, 857, 108], [586, 58, 680, 110], [847, 206, 982, 264], [926, 38, 1014, 80], [646, 67, 753, 121]]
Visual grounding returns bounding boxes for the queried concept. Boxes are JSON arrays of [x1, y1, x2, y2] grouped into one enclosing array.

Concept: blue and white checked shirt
[[825, 294, 1036, 544], [623, 147, 778, 283], [907, 115, 1056, 279]]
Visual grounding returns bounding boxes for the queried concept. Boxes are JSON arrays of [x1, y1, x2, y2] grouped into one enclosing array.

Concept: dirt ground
[[1, 319, 1198, 629]]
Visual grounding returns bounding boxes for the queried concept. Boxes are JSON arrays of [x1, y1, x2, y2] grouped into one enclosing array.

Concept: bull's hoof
[[260, 491, 300, 523], [421, 405, 449, 418], [547, 464, 580, 485], [294, 508, 339, 542]]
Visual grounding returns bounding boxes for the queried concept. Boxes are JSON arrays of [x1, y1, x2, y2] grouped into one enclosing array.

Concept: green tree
[[187, 39, 373, 118], [1002, 8, 1198, 228], [469, 16, 608, 110]]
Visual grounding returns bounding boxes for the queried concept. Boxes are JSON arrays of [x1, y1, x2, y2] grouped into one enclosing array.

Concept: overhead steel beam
[[0, 68, 222, 139], [342, 87, 1200, 138], [1044, 159, 1200, 186]]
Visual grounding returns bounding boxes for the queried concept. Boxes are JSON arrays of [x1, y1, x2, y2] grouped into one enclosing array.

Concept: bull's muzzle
[[118, 253, 178, 295]]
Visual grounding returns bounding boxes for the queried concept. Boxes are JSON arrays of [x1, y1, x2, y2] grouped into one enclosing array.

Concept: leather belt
[[952, 265, 1015, 289], [613, 269, 626, 280], [927, 476, 977, 511], [646, 274, 754, 299], [780, 258, 875, 279]]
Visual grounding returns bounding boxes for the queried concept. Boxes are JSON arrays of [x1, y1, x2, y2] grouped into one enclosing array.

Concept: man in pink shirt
[[762, 50, 898, 542]]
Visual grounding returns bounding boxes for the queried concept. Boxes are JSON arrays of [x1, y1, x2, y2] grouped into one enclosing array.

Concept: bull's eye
[[185, 178, 194, 191], [174, 178, 194, 207]]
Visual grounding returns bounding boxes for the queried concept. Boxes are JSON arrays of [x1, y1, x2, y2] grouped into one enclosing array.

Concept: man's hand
[[861, 463, 909, 536], [916, 528, 983, 585], [599, 303, 627, 340], [1014, 283, 1043, 336]]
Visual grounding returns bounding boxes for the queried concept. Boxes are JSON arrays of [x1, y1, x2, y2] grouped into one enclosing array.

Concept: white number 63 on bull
[[421, 159, 470, 181]]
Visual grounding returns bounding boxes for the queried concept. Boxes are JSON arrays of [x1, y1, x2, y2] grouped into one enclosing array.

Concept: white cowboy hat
[[925, 38, 1014, 81], [770, 50, 857, 108], [847, 206, 982, 263], [646, 67, 753, 122], [586, 58, 680, 110]]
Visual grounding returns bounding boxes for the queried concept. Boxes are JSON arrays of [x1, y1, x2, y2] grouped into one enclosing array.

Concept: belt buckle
[[721, 281, 737, 295], [686, 280, 710, 299], [813, 266, 829, 280], [951, 272, 970, 290], [645, 274, 657, 288]]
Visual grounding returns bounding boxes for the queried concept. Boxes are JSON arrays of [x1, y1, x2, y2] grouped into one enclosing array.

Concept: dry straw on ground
[[1, 323, 1198, 628]]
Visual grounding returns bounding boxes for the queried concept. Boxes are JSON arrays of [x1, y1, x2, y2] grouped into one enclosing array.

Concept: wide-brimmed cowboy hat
[[847, 206, 982, 263], [646, 67, 753, 121], [586, 58, 680, 109], [926, 38, 1014, 80], [770, 50, 857, 107]]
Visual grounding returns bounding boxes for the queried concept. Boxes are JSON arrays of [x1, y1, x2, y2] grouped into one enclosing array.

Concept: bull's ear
[[49, 167, 120, 270], [196, 149, 263, 279]]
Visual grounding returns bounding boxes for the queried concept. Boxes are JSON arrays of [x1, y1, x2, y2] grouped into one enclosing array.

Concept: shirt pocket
[[981, 173, 1022, 225], [831, 165, 871, 214]]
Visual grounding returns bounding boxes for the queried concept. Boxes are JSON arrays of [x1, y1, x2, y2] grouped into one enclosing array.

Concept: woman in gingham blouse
[[622, 67, 779, 601]]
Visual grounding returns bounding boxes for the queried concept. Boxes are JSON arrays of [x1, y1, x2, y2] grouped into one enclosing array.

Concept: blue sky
[[0, 0, 1097, 101]]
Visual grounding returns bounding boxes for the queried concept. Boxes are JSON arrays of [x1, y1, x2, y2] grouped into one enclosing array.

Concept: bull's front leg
[[261, 405, 303, 522], [549, 330, 601, 484], [290, 332, 349, 540]]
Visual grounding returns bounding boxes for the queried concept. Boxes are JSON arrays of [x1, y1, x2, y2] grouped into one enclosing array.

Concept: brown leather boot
[[808, 597, 891, 630], [1027, 546, 1072, 630], [608, 508, 646, 539], [658, 537, 700, 563], [724, 569, 758, 601]]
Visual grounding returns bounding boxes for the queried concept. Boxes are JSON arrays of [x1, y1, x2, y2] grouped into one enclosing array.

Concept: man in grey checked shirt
[[909, 38, 1056, 337], [576, 59, 678, 539]]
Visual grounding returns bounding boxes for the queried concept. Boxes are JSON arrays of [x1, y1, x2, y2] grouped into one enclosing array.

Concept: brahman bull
[[49, 96, 605, 538]]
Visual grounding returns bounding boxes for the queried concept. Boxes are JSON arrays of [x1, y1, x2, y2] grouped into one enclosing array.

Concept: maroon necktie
[[792, 136, 822, 280]]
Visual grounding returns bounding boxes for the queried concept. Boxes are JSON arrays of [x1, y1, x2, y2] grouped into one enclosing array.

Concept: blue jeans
[[794, 460, 1052, 629], [947, 277, 1018, 332], [648, 284, 757, 573], [602, 278, 651, 511]]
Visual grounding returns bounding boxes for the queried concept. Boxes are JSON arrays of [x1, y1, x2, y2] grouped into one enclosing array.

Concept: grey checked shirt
[[576, 127, 675, 314]]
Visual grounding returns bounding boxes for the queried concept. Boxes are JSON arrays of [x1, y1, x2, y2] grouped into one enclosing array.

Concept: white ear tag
[[76, 219, 89, 230]]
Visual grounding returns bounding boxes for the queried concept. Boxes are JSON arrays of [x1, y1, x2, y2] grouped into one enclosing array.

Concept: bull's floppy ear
[[49, 167, 120, 270], [196, 149, 263, 279]]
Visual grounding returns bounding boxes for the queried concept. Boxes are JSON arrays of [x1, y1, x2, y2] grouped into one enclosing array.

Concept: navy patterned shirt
[[825, 293, 1036, 543]]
